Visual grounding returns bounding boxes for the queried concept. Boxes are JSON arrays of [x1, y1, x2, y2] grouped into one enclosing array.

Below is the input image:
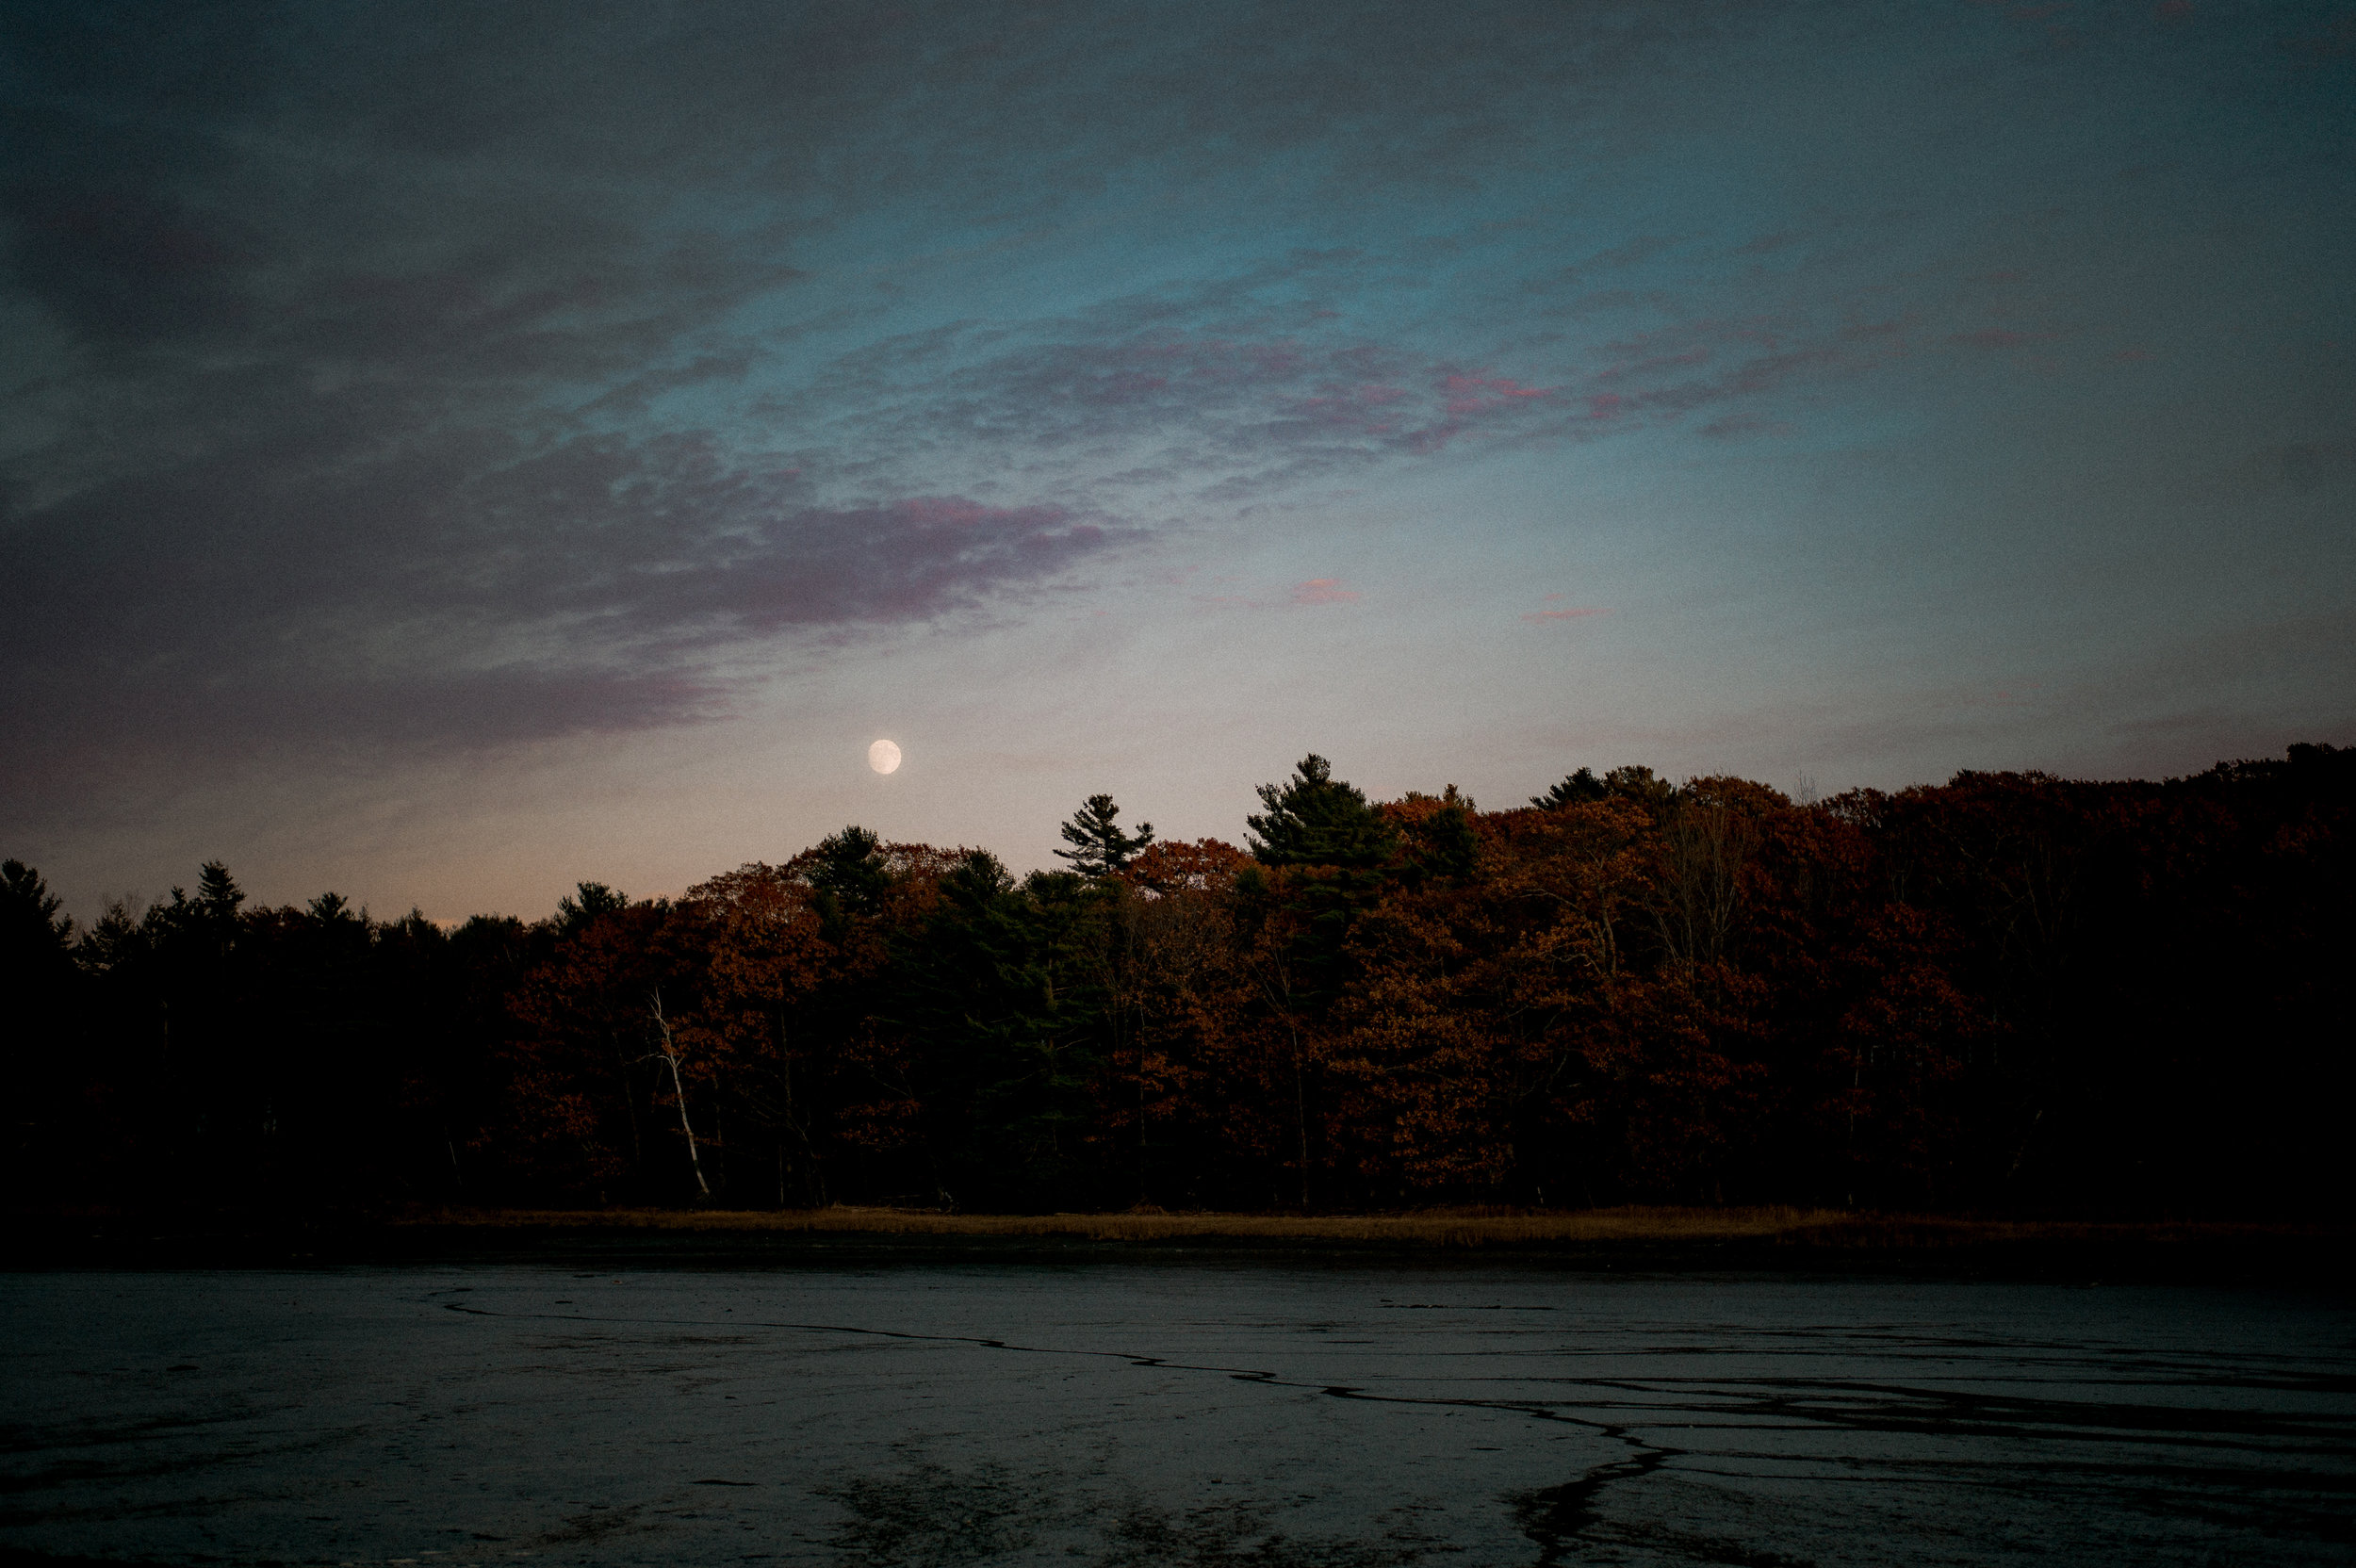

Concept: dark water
[[4, 1263, 2350, 1565]]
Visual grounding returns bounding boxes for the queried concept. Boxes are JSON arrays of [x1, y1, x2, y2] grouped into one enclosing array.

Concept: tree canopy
[[5, 743, 2349, 1219]]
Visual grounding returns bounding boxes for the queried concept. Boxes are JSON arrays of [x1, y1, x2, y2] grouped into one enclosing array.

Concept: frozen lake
[[5, 1260, 2351, 1565]]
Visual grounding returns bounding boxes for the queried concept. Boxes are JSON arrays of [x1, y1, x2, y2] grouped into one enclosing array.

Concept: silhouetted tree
[[1531, 767, 1608, 809], [1055, 794, 1155, 877], [555, 881, 628, 936], [1247, 755, 1394, 869]]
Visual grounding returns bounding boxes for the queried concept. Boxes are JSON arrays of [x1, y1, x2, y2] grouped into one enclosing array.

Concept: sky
[[2, 0, 2351, 923]]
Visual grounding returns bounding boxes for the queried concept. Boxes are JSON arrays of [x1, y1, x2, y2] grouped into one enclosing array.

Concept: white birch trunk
[[647, 990, 712, 1200]]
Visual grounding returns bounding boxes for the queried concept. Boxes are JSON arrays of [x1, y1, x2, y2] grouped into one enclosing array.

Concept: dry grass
[[384, 1204, 2328, 1250]]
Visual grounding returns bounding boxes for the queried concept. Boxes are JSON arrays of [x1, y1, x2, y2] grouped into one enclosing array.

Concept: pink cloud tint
[[1293, 578, 1361, 605], [1397, 371, 1558, 453], [1442, 373, 1553, 416]]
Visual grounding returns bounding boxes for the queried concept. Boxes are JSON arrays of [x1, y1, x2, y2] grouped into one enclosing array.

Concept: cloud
[[605, 496, 1118, 637], [788, 308, 1587, 485], [789, 263, 1899, 490], [4, 186, 258, 347], [7, 0, 2319, 826], [1292, 578, 1362, 605], [1521, 606, 1612, 621], [0, 404, 1128, 794]]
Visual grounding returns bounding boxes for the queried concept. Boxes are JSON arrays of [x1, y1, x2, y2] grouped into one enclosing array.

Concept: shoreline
[[12, 1204, 2348, 1284], [385, 1202, 2344, 1250]]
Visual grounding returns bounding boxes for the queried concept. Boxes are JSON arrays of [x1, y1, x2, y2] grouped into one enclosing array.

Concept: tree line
[[6, 743, 2350, 1217]]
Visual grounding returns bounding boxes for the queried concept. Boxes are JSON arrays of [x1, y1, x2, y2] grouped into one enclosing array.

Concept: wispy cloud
[[4, 0, 2340, 832], [0, 0, 1898, 795], [1292, 578, 1362, 605]]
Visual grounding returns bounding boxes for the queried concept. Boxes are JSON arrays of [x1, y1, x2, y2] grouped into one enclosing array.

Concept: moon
[[867, 738, 902, 775]]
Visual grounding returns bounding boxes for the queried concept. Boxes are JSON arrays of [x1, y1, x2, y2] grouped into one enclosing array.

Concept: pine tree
[[806, 825, 893, 938], [1531, 767, 1607, 809], [1531, 764, 1674, 812], [555, 881, 627, 935], [895, 849, 1104, 1207], [195, 860, 245, 926], [1245, 756, 1393, 868], [1055, 794, 1154, 877], [1, 859, 73, 954]]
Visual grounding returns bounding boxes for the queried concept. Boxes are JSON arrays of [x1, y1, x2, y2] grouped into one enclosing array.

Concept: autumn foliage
[[6, 744, 2350, 1217]]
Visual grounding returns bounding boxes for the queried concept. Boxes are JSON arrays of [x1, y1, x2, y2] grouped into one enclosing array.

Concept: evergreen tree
[[897, 850, 1106, 1207], [555, 881, 627, 934], [1240, 757, 1398, 1030], [195, 860, 245, 935], [3, 862, 84, 1201], [1245, 755, 1395, 868], [307, 890, 362, 923], [1398, 787, 1480, 884], [1531, 767, 1607, 809], [196, 860, 243, 913], [1, 858, 74, 956], [1055, 794, 1155, 877], [1531, 765, 1674, 812], [807, 825, 893, 919], [1603, 764, 1677, 811]]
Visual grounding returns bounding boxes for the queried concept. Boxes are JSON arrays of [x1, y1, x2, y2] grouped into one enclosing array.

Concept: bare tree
[[1653, 797, 1759, 969], [644, 988, 712, 1200]]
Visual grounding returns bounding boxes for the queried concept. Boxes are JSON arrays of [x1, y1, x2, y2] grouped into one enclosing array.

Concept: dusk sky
[[4, 0, 2350, 923]]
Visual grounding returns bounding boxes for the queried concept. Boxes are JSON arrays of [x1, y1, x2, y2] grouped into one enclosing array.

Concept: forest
[[5, 744, 2350, 1218]]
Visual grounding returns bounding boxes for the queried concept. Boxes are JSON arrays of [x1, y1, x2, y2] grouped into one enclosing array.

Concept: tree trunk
[[647, 991, 711, 1200]]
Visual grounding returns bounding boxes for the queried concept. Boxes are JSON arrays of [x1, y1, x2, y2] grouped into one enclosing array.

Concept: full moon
[[867, 738, 902, 775]]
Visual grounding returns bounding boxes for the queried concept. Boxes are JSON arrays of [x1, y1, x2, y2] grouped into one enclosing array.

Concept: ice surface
[[4, 1262, 2351, 1564]]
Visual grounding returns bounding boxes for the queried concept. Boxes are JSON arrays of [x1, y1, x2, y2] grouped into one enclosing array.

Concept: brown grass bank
[[384, 1204, 2339, 1252]]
